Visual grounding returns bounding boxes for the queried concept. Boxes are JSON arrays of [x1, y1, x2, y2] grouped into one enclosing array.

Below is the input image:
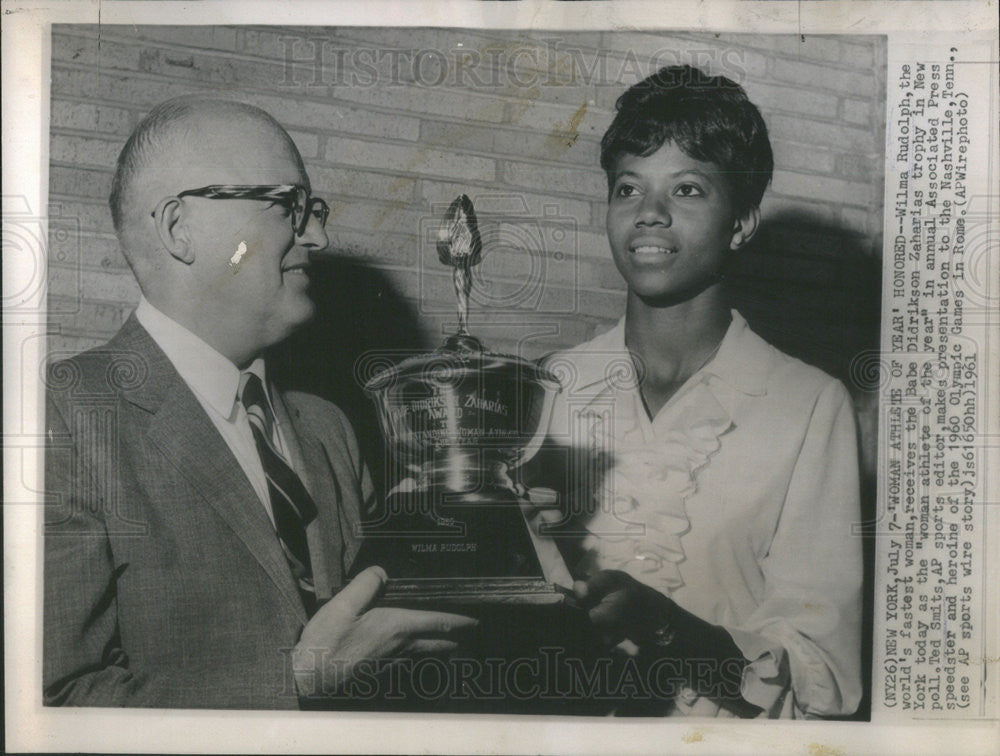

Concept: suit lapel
[[273, 392, 346, 597], [118, 317, 308, 624]]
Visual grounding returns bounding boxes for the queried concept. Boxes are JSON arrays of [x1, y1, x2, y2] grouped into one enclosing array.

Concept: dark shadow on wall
[[724, 209, 882, 722], [725, 211, 883, 392], [269, 256, 430, 497]]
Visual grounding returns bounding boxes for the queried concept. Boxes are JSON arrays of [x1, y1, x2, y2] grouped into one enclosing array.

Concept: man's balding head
[[108, 96, 325, 366], [109, 96, 305, 261]]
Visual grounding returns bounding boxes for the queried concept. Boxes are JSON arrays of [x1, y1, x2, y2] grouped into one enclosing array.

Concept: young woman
[[541, 65, 863, 718]]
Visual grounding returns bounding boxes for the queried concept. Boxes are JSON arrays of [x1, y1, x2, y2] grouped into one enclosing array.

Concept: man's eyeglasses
[[153, 184, 330, 236]]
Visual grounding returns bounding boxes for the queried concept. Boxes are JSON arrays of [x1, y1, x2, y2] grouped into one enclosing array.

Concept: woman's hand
[[575, 570, 763, 716], [573, 569, 674, 648]]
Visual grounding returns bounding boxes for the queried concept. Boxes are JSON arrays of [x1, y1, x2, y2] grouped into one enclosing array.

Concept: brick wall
[[48, 26, 886, 381]]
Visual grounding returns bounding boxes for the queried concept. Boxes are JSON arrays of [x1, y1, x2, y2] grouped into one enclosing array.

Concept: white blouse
[[542, 311, 863, 718]]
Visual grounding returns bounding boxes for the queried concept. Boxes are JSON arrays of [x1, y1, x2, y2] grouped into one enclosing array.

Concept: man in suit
[[43, 96, 476, 708]]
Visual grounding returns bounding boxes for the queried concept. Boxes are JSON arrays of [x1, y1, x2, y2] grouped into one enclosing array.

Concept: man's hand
[[292, 566, 478, 698], [573, 569, 674, 648]]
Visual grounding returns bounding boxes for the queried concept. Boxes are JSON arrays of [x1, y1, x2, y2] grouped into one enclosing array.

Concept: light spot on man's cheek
[[228, 241, 247, 272]]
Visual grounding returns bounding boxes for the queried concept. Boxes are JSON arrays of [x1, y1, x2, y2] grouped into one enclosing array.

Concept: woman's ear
[[152, 196, 195, 264], [729, 206, 761, 251]]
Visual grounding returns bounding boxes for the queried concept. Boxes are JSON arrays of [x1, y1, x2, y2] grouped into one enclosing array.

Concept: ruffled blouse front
[[575, 382, 732, 597]]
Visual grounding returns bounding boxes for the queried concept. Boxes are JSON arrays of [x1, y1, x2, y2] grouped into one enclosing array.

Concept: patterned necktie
[[239, 372, 318, 616]]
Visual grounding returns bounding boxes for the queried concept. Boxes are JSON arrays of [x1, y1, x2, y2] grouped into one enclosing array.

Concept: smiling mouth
[[282, 265, 311, 277], [631, 245, 678, 255]]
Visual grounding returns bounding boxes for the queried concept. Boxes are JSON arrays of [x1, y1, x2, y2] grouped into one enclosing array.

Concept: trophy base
[[350, 486, 571, 607], [378, 576, 566, 608]]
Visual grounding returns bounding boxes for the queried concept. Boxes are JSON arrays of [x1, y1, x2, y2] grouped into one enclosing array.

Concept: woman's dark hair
[[600, 65, 774, 215]]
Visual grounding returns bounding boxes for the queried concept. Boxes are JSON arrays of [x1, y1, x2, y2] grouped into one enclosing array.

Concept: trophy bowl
[[364, 337, 561, 496]]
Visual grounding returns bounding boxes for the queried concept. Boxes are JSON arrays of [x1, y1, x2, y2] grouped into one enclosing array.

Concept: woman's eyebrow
[[669, 169, 716, 181]]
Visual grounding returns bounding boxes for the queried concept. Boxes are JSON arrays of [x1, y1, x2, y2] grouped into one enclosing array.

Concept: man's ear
[[152, 197, 195, 264], [729, 206, 761, 251]]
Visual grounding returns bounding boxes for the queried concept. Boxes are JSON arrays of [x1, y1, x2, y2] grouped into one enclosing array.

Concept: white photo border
[[4, 2, 998, 754]]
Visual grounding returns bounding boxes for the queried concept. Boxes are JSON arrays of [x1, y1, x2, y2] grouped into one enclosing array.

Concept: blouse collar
[[561, 309, 772, 407]]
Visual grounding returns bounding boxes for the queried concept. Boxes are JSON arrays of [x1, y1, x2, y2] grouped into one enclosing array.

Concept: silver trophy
[[355, 196, 568, 606]]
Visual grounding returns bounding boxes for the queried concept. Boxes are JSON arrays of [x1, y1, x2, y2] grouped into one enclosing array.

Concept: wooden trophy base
[[349, 487, 572, 609]]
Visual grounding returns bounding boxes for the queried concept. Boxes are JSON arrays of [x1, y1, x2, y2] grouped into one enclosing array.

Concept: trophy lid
[[363, 338, 561, 395]]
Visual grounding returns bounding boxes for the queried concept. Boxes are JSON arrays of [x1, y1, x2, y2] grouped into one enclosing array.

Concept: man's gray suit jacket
[[43, 315, 373, 708]]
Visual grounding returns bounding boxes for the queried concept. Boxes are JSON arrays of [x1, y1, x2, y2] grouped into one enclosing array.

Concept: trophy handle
[[512, 378, 561, 469]]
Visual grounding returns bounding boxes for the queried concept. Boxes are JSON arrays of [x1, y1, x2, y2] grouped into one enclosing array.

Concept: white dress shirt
[[546, 310, 863, 718], [135, 297, 289, 525]]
